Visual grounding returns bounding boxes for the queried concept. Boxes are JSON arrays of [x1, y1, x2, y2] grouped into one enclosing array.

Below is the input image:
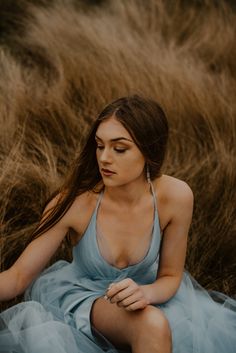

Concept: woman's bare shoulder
[[66, 190, 100, 243], [153, 174, 194, 208], [47, 189, 97, 213], [153, 174, 194, 229]]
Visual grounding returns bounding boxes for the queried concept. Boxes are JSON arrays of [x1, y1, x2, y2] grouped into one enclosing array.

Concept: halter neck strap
[[149, 180, 157, 211], [94, 188, 104, 213]]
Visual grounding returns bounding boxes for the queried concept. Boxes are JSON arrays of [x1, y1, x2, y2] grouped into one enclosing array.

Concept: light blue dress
[[0, 182, 236, 352]]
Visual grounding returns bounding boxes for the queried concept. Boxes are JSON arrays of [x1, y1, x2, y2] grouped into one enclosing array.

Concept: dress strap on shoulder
[[95, 188, 104, 212], [149, 180, 157, 211]]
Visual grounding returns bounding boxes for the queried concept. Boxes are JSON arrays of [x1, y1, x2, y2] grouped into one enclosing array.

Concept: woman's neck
[[103, 177, 152, 208]]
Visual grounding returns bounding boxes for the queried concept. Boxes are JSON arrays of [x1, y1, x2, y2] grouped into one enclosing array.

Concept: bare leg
[[131, 306, 172, 353], [90, 297, 172, 352]]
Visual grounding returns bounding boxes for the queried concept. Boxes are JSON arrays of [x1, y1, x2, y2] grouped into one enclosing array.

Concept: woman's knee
[[91, 298, 171, 349], [136, 305, 171, 339]]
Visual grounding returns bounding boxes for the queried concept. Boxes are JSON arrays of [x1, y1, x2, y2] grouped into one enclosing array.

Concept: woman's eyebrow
[[95, 135, 133, 143]]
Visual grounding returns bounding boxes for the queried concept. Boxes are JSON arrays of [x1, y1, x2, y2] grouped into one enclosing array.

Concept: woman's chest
[[96, 207, 155, 268]]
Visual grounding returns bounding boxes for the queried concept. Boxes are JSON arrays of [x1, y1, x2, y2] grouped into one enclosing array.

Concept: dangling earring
[[146, 164, 151, 184]]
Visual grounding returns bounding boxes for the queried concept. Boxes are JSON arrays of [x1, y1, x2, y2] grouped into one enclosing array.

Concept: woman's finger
[[109, 284, 137, 303], [125, 298, 148, 311], [116, 291, 142, 307], [106, 278, 136, 299]]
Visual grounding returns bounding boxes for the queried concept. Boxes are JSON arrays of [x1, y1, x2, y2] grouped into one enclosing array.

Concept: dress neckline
[[93, 181, 160, 272]]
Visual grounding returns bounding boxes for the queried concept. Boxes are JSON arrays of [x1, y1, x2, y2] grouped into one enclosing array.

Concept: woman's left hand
[[104, 278, 150, 311]]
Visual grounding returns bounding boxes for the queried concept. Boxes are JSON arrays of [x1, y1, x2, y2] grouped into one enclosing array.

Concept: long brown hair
[[30, 94, 169, 241]]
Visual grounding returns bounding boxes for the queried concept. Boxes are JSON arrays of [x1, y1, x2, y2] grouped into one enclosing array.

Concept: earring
[[146, 164, 151, 183]]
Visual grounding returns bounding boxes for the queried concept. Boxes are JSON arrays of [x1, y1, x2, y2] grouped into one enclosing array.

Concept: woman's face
[[95, 116, 146, 187]]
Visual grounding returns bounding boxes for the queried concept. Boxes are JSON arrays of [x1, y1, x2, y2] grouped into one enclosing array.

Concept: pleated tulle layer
[[0, 269, 236, 353], [156, 271, 236, 353], [0, 300, 121, 353]]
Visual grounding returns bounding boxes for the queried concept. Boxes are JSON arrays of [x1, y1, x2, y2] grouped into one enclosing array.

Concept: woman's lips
[[101, 168, 116, 176]]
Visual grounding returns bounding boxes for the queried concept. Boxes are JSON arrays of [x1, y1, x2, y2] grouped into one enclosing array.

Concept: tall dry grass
[[0, 0, 236, 310]]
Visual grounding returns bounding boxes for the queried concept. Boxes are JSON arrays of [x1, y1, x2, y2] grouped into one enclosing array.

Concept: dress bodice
[[71, 181, 162, 283]]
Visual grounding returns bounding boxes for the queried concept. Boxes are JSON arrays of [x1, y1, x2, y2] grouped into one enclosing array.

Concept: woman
[[0, 95, 235, 353]]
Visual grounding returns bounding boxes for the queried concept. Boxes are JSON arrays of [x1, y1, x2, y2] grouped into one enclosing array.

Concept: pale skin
[[0, 116, 194, 353]]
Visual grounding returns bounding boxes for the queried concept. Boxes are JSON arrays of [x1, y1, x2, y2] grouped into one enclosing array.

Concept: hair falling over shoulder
[[29, 94, 169, 243]]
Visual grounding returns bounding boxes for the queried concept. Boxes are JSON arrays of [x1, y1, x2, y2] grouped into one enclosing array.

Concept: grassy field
[[0, 0, 235, 309]]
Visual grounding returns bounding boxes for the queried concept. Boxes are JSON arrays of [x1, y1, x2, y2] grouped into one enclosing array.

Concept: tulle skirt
[[0, 300, 120, 353], [157, 271, 236, 353], [0, 269, 236, 353]]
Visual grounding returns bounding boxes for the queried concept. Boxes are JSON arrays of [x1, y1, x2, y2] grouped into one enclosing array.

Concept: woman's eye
[[114, 148, 126, 153], [96, 145, 126, 153]]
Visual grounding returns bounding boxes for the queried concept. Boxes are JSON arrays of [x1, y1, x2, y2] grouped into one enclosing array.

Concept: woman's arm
[[0, 195, 70, 301], [142, 180, 194, 305]]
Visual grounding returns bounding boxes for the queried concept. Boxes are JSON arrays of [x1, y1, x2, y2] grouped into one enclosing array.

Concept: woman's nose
[[99, 148, 113, 163]]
